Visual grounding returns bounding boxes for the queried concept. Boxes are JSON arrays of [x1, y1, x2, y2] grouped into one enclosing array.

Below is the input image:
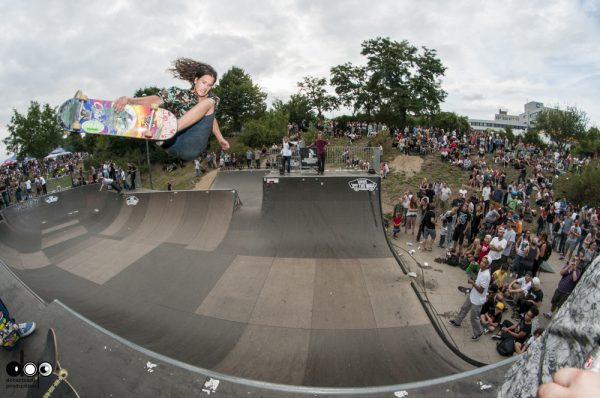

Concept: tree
[[3, 101, 63, 160], [430, 111, 470, 132], [239, 109, 288, 148], [522, 128, 545, 147], [297, 76, 338, 118], [535, 106, 589, 152], [503, 126, 515, 143], [554, 161, 600, 207], [212, 66, 267, 134], [574, 127, 600, 159], [330, 63, 371, 116], [272, 94, 315, 128], [134, 86, 161, 97], [359, 37, 447, 126]]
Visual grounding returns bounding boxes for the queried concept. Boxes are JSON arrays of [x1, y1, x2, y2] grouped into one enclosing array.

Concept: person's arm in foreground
[[538, 367, 600, 398]]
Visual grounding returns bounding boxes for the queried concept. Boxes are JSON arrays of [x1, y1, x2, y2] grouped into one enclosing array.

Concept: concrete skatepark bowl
[[0, 170, 511, 397]]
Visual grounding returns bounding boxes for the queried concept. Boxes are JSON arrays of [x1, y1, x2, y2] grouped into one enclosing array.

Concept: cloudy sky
[[1, 0, 599, 157]]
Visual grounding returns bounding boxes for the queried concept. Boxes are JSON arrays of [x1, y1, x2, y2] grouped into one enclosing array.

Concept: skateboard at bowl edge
[[58, 91, 177, 140], [27, 328, 80, 398]]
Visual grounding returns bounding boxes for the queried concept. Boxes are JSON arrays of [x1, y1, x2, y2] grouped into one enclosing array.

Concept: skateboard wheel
[[150, 103, 158, 110], [77, 93, 88, 101], [72, 122, 81, 131]]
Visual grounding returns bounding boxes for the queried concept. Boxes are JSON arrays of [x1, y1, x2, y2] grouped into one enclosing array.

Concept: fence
[[266, 146, 381, 173]]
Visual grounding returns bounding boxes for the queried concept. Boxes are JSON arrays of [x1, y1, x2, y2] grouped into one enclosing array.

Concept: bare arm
[[177, 99, 215, 132], [211, 119, 229, 150]]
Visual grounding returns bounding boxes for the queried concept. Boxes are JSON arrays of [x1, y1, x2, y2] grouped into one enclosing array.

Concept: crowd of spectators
[[0, 153, 142, 207], [389, 127, 598, 355], [1, 153, 86, 207]]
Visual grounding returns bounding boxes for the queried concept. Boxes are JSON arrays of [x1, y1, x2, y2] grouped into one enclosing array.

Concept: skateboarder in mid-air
[[114, 58, 230, 161]]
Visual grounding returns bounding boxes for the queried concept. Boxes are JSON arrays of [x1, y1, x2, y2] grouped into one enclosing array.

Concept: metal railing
[[266, 146, 381, 173]]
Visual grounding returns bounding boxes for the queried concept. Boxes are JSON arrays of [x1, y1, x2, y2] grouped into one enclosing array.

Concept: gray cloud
[[2, 0, 600, 156]]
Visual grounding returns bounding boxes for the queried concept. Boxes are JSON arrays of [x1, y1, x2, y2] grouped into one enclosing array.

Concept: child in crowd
[[392, 213, 402, 239], [439, 218, 448, 248], [464, 253, 479, 279], [478, 234, 492, 262]]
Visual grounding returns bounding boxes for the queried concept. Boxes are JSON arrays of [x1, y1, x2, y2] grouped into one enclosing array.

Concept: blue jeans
[[163, 113, 214, 161]]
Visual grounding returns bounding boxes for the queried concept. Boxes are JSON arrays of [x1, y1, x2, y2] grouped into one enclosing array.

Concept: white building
[[469, 101, 550, 132]]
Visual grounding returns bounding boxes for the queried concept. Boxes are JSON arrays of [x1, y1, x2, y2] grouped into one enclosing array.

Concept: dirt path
[[388, 154, 424, 177], [382, 154, 425, 215], [194, 169, 218, 190]]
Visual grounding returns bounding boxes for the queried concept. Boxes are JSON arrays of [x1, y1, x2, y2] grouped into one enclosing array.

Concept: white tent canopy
[[45, 147, 71, 160]]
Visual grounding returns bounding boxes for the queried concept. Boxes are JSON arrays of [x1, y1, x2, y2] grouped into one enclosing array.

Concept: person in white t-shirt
[[449, 256, 491, 341], [280, 137, 293, 174], [98, 176, 122, 194], [440, 183, 451, 210], [482, 182, 491, 213], [488, 227, 508, 272]]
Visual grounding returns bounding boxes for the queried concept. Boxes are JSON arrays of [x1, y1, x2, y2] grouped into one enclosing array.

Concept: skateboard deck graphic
[[58, 91, 177, 140]]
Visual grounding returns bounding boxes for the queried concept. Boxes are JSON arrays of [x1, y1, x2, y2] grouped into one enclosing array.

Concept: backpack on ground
[[496, 335, 515, 356], [447, 254, 460, 267]]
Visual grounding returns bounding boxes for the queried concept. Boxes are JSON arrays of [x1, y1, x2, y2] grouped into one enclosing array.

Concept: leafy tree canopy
[[554, 161, 600, 208], [239, 108, 288, 148], [3, 101, 63, 160], [212, 66, 267, 134], [535, 105, 589, 152], [297, 76, 338, 118], [272, 94, 315, 129], [330, 37, 447, 127]]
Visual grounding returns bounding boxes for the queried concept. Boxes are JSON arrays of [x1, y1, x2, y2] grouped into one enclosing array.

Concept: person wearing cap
[[488, 227, 508, 272], [480, 301, 504, 334], [516, 276, 544, 318]]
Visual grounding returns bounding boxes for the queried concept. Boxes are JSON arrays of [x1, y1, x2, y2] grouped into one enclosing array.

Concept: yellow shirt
[[493, 269, 509, 287]]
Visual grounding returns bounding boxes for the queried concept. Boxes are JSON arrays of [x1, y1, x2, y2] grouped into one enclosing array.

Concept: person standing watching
[[310, 133, 330, 175], [449, 256, 491, 341]]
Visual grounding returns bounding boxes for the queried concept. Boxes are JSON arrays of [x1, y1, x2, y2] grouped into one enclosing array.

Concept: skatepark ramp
[[0, 171, 510, 396]]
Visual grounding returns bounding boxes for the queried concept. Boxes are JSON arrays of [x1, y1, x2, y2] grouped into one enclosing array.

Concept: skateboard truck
[[71, 90, 88, 131], [144, 103, 159, 139]]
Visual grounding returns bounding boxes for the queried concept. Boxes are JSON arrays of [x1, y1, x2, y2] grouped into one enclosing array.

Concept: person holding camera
[[544, 258, 583, 319]]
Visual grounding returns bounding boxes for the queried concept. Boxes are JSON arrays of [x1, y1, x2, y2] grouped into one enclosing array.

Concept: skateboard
[[58, 91, 178, 140], [0, 297, 21, 350], [27, 328, 80, 398]]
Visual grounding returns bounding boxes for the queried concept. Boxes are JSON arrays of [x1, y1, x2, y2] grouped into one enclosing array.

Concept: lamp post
[[145, 138, 153, 189]]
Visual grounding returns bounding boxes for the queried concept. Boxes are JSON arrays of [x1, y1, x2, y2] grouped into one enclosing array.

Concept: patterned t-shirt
[[158, 87, 219, 118]]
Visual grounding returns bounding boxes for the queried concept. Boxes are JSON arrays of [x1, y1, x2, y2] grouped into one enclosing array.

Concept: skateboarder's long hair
[[168, 58, 218, 86]]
